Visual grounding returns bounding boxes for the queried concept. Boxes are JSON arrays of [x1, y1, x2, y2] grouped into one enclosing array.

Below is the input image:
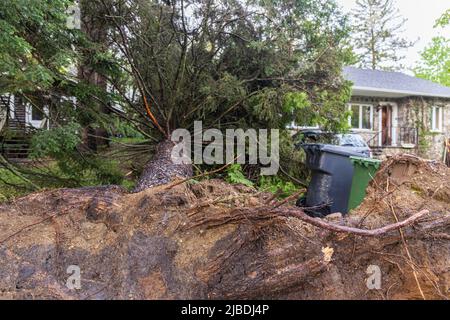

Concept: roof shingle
[[343, 66, 450, 98]]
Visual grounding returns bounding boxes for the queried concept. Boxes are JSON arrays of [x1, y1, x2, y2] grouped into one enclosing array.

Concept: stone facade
[[348, 96, 450, 161]]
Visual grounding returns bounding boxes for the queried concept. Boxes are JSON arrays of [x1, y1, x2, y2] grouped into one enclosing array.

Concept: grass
[[0, 158, 137, 204], [0, 168, 35, 202], [0, 133, 146, 204]]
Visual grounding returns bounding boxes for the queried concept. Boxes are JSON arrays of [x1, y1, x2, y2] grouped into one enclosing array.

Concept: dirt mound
[[0, 156, 448, 300], [350, 154, 450, 299], [355, 154, 449, 227]]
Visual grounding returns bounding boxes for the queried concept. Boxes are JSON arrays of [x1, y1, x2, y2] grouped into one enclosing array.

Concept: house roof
[[343, 66, 450, 99]]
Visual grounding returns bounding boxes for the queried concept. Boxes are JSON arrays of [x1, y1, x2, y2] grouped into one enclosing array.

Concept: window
[[431, 106, 443, 132], [26, 103, 49, 129], [348, 104, 373, 130], [31, 105, 44, 121]]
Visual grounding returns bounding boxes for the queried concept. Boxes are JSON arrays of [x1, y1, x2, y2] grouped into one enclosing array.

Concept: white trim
[[9, 94, 15, 119], [25, 104, 49, 129], [378, 107, 382, 146], [347, 103, 374, 130], [352, 85, 450, 99], [377, 102, 399, 147], [431, 106, 443, 132], [0, 105, 6, 131], [392, 103, 398, 146]]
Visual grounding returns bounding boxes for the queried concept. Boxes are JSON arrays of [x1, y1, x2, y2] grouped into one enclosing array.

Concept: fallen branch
[[272, 189, 306, 208], [143, 95, 167, 137]]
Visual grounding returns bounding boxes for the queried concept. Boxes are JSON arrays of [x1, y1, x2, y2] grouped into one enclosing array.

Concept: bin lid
[[300, 144, 370, 157], [350, 156, 382, 169], [321, 145, 369, 157]]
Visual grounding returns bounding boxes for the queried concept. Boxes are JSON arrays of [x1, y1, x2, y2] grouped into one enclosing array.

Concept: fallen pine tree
[[0, 155, 448, 299]]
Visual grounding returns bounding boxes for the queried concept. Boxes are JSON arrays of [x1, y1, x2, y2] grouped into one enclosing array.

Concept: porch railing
[[365, 127, 418, 148]]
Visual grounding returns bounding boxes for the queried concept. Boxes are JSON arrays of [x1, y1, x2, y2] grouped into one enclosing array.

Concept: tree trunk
[[78, 0, 110, 152], [133, 139, 193, 192]]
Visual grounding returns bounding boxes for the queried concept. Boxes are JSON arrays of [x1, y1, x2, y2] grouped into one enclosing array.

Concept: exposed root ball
[[0, 156, 448, 299]]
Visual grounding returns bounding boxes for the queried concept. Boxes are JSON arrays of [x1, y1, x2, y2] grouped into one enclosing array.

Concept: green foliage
[[0, 0, 79, 93], [414, 9, 450, 87], [1, 0, 358, 193], [417, 128, 432, 156], [0, 0, 126, 154], [225, 159, 303, 198], [85, 158, 124, 186], [109, 117, 145, 139], [0, 160, 129, 203], [0, 168, 31, 202], [110, 0, 353, 135], [30, 123, 82, 158], [258, 176, 300, 198], [414, 37, 450, 87], [30, 123, 123, 185], [410, 100, 437, 157], [225, 164, 254, 187], [277, 131, 307, 179], [434, 8, 450, 28], [283, 92, 311, 114]]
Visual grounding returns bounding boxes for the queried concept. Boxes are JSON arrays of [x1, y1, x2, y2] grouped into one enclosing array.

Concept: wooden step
[[0, 136, 31, 159]]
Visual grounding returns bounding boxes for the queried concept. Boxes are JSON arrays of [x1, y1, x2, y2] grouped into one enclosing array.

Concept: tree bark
[[133, 139, 193, 192], [78, 0, 110, 152]]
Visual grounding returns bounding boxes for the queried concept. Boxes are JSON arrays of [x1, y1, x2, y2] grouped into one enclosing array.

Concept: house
[[0, 95, 49, 132], [0, 94, 50, 158], [343, 66, 450, 160]]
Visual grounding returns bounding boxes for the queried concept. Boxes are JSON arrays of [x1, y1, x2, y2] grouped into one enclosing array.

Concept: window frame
[[431, 106, 443, 132], [25, 103, 49, 129], [347, 103, 374, 131]]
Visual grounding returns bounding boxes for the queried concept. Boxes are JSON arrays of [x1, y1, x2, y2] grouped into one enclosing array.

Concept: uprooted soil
[[0, 155, 448, 300], [351, 155, 450, 299]]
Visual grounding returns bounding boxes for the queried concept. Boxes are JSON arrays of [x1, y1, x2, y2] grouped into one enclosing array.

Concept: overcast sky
[[336, 0, 450, 74]]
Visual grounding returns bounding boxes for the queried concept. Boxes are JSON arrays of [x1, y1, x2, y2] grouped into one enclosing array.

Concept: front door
[[381, 105, 392, 146]]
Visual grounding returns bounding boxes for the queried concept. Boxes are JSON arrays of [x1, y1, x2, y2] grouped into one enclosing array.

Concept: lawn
[[0, 168, 33, 202], [0, 149, 138, 204]]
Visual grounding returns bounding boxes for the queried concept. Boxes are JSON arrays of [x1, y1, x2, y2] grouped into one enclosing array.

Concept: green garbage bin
[[348, 156, 382, 211]]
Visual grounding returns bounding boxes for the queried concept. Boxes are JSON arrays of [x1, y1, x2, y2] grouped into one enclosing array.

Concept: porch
[[364, 126, 419, 149]]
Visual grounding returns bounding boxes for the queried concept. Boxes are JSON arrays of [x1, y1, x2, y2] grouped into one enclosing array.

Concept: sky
[[336, 0, 450, 74]]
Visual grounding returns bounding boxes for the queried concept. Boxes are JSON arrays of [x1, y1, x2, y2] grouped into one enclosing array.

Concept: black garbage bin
[[300, 144, 368, 216]]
